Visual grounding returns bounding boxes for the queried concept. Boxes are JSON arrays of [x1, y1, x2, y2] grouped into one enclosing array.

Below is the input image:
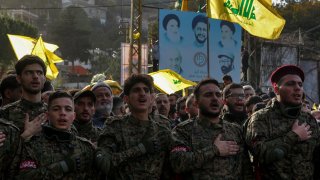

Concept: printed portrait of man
[[192, 14, 207, 48], [218, 52, 234, 75]]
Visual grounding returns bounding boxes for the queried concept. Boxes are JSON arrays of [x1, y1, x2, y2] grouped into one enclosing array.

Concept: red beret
[[270, 65, 304, 84]]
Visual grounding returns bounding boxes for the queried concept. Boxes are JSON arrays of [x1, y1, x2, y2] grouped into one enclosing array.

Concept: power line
[[0, 1, 176, 11]]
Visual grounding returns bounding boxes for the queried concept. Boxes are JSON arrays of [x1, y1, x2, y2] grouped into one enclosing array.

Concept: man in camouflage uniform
[[245, 65, 320, 179], [221, 83, 247, 126], [170, 79, 253, 179], [95, 74, 171, 179], [0, 119, 20, 179], [0, 55, 47, 135], [16, 91, 96, 179], [0, 55, 47, 178], [73, 90, 100, 143]]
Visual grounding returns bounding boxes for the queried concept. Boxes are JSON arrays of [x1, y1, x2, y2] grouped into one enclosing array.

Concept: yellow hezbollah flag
[[7, 34, 60, 59], [149, 69, 196, 94], [31, 36, 61, 80], [8, 34, 63, 80], [207, 0, 285, 39]]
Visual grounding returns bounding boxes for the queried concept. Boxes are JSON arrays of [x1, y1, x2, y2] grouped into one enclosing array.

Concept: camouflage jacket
[[151, 113, 171, 129], [15, 125, 96, 180], [0, 119, 20, 179], [0, 99, 47, 131], [95, 114, 171, 179], [73, 120, 101, 143], [220, 106, 248, 127], [245, 99, 320, 180], [170, 117, 253, 180]]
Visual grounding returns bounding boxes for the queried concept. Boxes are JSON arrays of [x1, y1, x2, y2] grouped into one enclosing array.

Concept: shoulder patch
[[19, 160, 37, 170]]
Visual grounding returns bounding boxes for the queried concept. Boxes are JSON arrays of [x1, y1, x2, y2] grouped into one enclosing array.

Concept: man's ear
[[4, 89, 11, 99], [274, 85, 279, 95], [123, 95, 129, 104], [16, 75, 21, 84]]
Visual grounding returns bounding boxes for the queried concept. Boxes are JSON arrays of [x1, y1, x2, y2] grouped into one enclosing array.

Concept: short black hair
[[0, 75, 20, 97], [163, 14, 180, 30], [123, 74, 154, 96], [222, 83, 243, 99], [169, 93, 180, 100], [220, 20, 235, 34], [252, 102, 266, 113], [245, 95, 263, 107], [193, 78, 220, 100], [42, 80, 54, 93], [48, 91, 73, 108], [15, 55, 46, 75], [192, 14, 207, 29], [222, 74, 233, 82]]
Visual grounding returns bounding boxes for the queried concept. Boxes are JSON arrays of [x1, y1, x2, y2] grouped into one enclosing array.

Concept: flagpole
[[206, 7, 210, 78]]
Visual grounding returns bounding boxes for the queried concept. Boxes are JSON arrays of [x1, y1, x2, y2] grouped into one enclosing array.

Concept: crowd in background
[[0, 55, 320, 179]]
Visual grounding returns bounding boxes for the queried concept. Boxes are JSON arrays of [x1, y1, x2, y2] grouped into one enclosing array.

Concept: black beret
[[270, 65, 304, 84], [74, 90, 96, 103]]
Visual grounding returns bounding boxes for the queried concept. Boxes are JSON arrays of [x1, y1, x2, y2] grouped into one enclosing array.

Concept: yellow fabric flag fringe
[[207, 0, 285, 39], [149, 69, 196, 94]]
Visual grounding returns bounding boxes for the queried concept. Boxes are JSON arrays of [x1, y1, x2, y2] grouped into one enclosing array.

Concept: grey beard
[[96, 103, 113, 115]]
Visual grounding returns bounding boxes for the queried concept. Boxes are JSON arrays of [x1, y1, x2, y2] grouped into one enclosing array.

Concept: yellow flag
[[149, 69, 196, 94], [31, 36, 60, 80], [7, 34, 60, 59], [207, 0, 285, 39], [181, 0, 189, 11]]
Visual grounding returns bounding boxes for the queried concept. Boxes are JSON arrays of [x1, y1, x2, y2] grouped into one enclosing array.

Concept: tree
[[278, 1, 320, 41], [48, 6, 91, 66], [0, 16, 37, 75]]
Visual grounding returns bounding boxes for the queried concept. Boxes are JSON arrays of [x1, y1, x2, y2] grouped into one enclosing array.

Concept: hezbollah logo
[[224, 0, 256, 20], [193, 52, 207, 67]]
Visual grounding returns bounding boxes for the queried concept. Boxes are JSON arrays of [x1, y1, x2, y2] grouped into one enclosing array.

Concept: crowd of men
[[0, 54, 320, 179]]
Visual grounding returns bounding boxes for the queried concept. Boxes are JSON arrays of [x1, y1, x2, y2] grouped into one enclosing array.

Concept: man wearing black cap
[[73, 90, 100, 143], [245, 65, 320, 179]]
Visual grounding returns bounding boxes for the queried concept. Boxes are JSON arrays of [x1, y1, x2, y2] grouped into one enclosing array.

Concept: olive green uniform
[[95, 114, 171, 179], [170, 117, 253, 180], [15, 125, 96, 179], [245, 99, 320, 179], [73, 120, 101, 143], [0, 119, 20, 179], [0, 99, 47, 131]]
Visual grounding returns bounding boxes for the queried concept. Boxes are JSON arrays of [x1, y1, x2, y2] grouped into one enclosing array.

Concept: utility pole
[[129, 0, 142, 75]]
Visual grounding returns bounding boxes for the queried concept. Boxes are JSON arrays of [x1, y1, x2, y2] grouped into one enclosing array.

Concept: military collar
[[196, 116, 223, 129], [21, 98, 45, 107], [42, 125, 74, 142], [272, 99, 302, 119], [127, 114, 152, 127], [73, 119, 93, 130]]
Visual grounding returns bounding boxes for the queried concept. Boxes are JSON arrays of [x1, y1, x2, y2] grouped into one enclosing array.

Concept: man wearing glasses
[[221, 83, 247, 126]]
